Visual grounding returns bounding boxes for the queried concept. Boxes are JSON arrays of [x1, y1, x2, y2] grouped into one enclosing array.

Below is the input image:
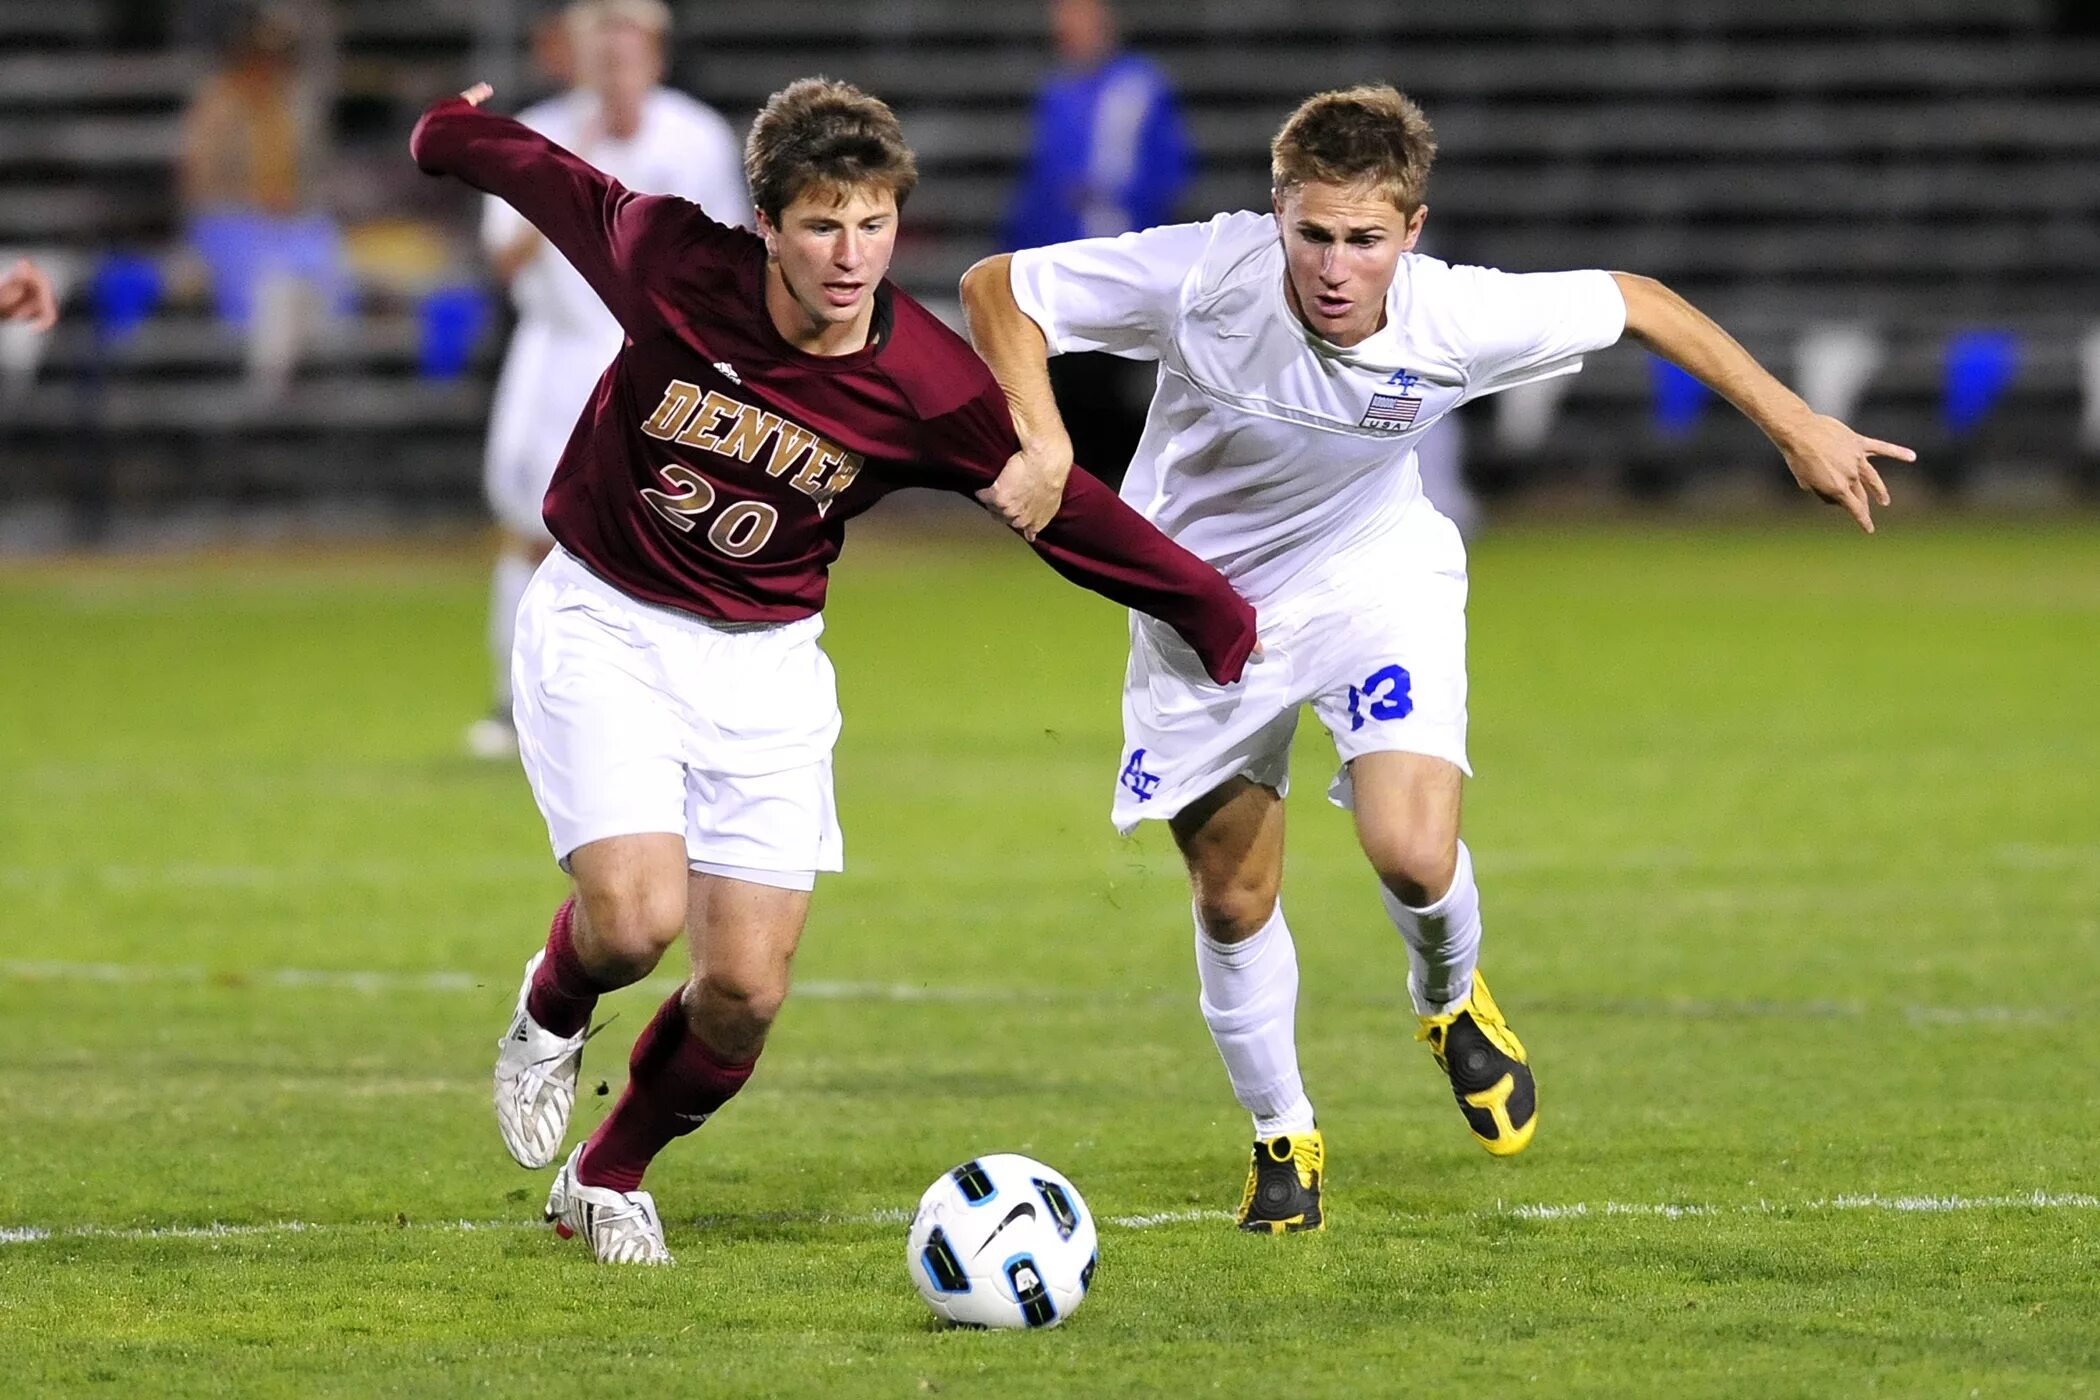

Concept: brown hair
[[744, 78, 919, 222], [1270, 84, 1437, 213]]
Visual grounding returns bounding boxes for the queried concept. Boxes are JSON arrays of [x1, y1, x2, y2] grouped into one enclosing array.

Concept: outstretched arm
[[1614, 272, 1915, 534], [0, 257, 57, 332], [960, 253, 1075, 541], [412, 85, 704, 337], [959, 221, 1208, 539]]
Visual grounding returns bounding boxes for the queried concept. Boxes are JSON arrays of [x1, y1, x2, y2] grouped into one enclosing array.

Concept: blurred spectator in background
[[523, 5, 583, 103], [1006, 0, 1189, 245], [177, 3, 348, 398], [1003, 0, 1190, 485], [468, 0, 751, 759], [0, 258, 59, 331]]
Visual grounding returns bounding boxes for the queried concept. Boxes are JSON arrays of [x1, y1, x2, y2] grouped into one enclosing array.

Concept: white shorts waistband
[[545, 546, 818, 639]]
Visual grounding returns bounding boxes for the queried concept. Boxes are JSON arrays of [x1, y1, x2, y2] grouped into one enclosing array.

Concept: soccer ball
[[906, 1154, 1098, 1329]]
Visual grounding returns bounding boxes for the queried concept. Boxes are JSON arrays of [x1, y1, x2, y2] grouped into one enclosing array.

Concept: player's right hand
[[460, 83, 494, 107], [1778, 412, 1914, 535], [976, 436, 1074, 542]]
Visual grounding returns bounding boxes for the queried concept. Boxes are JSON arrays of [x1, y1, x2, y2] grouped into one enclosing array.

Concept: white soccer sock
[[1193, 903, 1316, 1139], [489, 551, 536, 708], [1380, 840, 1484, 1017]]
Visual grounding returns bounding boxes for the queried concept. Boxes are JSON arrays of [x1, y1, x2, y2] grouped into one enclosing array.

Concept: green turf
[[2, 520, 2096, 1398]]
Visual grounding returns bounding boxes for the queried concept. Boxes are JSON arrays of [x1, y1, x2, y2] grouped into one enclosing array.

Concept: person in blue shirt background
[[1005, 0, 1190, 248], [1002, 0, 1191, 484]]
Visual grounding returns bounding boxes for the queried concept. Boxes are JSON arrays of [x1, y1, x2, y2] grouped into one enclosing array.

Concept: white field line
[[1503, 1191, 2100, 1222], [0, 859, 552, 890], [0, 959, 1024, 1004], [1, 959, 486, 994], [0, 1219, 539, 1246], [5, 842, 2086, 891], [1105, 1209, 1232, 1228], [0, 960, 2075, 1026], [0, 958, 2076, 1026], [6, 1193, 2092, 1250]]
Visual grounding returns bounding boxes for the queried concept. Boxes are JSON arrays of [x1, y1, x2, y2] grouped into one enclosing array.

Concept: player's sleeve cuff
[[1007, 248, 1074, 356], [1586, 268, 1630, 349]]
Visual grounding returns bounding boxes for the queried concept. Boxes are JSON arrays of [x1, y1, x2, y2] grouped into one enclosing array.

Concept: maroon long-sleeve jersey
[[410, 98, 1255, 684]]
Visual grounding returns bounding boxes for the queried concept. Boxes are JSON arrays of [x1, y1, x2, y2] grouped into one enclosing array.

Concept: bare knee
[[1189, 862, 1282, 942], [574, 880, 685, 982], [1365, 829, 1459, 909], [688, 966, 789, 1059], [1173, 780, 1286, 943], [1348, 752, 1465, 907]]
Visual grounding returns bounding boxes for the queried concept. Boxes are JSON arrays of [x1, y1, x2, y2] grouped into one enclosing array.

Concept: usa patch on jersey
[[1360, 392, 1423, 431]]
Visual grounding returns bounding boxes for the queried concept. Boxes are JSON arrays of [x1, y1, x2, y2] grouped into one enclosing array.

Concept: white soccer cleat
[[545, 1145, 673, 1265], [493, 950, 587, 1169]]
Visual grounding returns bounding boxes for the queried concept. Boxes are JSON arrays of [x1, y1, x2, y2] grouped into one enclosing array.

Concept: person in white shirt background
[[0, 257, 59, 331], [962, 84, 1911, 1232], [469, 0, 751, 758]]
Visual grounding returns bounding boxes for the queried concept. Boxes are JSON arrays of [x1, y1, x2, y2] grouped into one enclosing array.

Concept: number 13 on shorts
[[1345, 663, 1413, 732]]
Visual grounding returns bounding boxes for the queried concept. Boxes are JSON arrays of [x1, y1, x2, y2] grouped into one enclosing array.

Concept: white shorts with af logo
[[1111, 500, 1472, 835], [512, 548, 844, 889]]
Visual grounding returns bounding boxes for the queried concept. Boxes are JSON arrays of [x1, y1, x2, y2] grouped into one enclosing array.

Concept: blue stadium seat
[[1941, 330, 2020, 436], [1650, 354, 1712, 439], [417, 284, 493, 381], [89, 251, 161, 346]]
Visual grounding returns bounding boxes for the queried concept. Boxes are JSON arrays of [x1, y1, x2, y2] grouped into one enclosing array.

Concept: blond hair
[[745, 78, 919, 222], [1270, 84, 1437, 213], [574, 0, 671, 37]]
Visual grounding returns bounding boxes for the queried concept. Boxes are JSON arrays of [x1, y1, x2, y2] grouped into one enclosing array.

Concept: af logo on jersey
[[1360, 368, 1425, 432]]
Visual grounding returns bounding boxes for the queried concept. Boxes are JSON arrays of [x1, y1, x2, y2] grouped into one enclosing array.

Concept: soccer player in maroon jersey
[[412, 80, 1256, 1263]]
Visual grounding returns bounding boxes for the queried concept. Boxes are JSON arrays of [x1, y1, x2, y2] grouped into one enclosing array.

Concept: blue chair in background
[[1650, 353, 1712, 440], [417, 284, 493, 381], [1941, 329, 2020, 438], [89, 252, 163, 348]]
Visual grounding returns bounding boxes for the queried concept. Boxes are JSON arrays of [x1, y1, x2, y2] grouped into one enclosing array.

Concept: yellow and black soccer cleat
[[1235, 1128, 1326, 1234], [1417, 971, 1537, 1157]]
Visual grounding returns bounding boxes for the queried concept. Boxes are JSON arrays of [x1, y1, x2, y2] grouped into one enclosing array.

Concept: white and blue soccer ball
[[906, 1154, 1098, 1329]]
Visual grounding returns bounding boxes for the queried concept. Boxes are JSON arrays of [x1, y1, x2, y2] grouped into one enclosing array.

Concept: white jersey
[[1010, 210, 1625, 608], [483, 86, 748, 336]]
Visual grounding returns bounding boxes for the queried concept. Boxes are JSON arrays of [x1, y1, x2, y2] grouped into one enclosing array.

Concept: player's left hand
[[0, 257, 58, 332], [1779, 413, 1915, 534], [977, 436, 1074, 542]]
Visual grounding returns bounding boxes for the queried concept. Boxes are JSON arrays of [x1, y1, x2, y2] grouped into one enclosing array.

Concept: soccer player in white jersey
[[468, 0, 750, 757], [961, 85, 1912, 1232]]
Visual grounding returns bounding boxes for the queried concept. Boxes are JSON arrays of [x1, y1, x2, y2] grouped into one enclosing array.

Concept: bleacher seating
[[2, 0, 2096, 539]]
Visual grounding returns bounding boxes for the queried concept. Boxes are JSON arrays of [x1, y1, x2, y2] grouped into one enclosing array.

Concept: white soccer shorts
[[1111, 499, 1471, 834], [512, 548, 844, 889]]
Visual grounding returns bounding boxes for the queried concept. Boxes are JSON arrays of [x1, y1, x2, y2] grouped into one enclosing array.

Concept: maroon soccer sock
[[524, 897, 603, 1037], [577, 989, 757, 1193]]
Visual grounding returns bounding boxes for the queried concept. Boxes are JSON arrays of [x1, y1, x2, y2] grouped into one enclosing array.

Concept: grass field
[[2, 518, 2096, 1397]]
